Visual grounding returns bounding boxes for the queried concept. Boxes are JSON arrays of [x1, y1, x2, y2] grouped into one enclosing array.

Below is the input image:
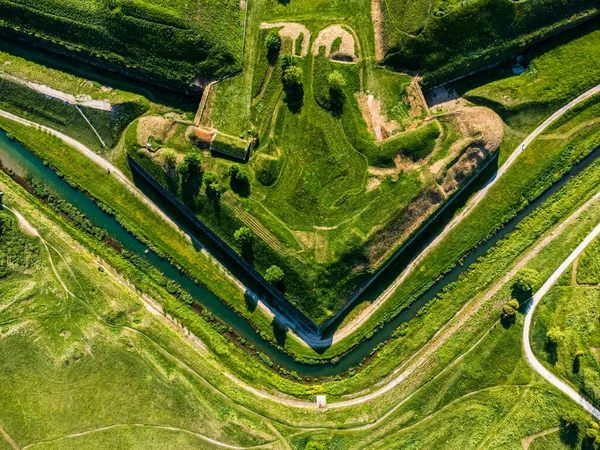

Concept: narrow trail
[[0, 424, 19, 450], [524, 217, 600, 420], [20, 423, 273, 450]]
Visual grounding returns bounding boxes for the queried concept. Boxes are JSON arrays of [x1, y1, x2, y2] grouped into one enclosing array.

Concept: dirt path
[[521, 427, 558, 450], [260, 22, 310, 57], [1, 74, 111, 111], [20, 423, 271, 450], [371, 0, 384, 61], [0, 425, 19, 450]]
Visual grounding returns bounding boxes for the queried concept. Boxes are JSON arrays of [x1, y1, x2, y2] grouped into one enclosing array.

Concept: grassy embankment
[[0, 42, 149, 152], [0, 0, 244, 88], [2, 170, 600, 448], [382, 0, 599, 86]]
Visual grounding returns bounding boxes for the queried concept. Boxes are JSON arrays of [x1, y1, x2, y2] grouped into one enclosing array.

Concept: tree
[[283, 66, 303, 87], [162, 149, 177, 169], [546, 327, 564, 346], [177, 152, 202, 179], [507, 299, 519, 310], [203, 172, 218, 187], [280, 54, 297, 71], [513, 268, 539, 294], [265, 33, 281, 57], [328, 70, 346, 91], [234, 226, 253, 247], [228, 164, 240, 178], [265, 265, 284, 285], [501, 304, 516, 319], [305, 443, 326, 450]]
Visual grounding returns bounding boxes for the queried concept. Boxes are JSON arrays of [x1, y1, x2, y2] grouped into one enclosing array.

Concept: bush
[[266, 33, 281, 58], [328, 70, 346, 91], [514, 268, 540, 294], [283, 66, 303, 87], [546, 327, 564, 346], [234, 226, 253, 247], [162, 149, 177, 169], [265, 265, 284, 284], [281, 55, 297, 71], [501, 304, 516, 319]]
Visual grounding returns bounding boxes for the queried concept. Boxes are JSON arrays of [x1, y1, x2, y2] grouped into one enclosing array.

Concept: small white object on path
[[316, 395, 327, 409]]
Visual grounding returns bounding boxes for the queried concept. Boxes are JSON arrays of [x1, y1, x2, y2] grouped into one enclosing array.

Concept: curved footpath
[[523, 219, 600, 420], [1, 83, 600, 350]]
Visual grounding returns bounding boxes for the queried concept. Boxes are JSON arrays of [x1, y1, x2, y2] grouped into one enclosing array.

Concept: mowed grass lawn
[[0, 190, 276, 449]]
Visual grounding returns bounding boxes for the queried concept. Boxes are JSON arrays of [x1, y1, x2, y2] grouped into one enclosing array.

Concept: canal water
[[1, 129, 598, 376]]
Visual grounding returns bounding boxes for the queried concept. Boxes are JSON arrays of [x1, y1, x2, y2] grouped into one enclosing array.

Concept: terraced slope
[[0, 0, 244, 89]]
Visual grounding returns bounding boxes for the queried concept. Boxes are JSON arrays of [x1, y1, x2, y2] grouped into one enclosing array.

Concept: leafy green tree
[[507, 299, 519, 310], [305, 443, 327, 450], [162, 149, 177, 169], [234, 226, 253, 247], [280, 54, 297, 70], [546, 327, 564, 346], [228, 164, 240, 178], [501, 304, 516, 319], [265, 265, 284, 285], [283, 66, 304, 87], [513, 268, 539, 294], [203, 172, 218, 187], [266, 33, 281, 57], [328, 70, 346, 91]]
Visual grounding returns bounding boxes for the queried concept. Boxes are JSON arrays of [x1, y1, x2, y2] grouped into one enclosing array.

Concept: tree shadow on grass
[[230, 179, 250, 197], [545, 340, 559, 365], [244, 290, 258, 312], [284, 85, 304, 113], [272, 317, 288, 347]]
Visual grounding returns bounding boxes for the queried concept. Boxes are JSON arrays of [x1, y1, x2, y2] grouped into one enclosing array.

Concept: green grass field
[[382, 0, 599, 86], [1, 169, 598, 449], [0, 0, 244, 88]]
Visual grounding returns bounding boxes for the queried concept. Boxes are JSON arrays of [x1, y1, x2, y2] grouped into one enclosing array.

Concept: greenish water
[[1, 129, 598, 377]]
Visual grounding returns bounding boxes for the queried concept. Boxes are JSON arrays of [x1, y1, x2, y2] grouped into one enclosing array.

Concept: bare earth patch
[[260, 22, 311, 57], [136, 116, 176, 147], [356, 92, 400, 141], [427, 86, 469, 114], [371, 0, 385, 61], [313, 25, 358, 63]]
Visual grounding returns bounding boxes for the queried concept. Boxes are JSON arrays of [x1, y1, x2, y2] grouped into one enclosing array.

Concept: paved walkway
[[523, 219, 600, 419]]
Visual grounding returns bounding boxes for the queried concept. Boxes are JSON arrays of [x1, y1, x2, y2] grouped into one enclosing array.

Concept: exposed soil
[[313, 25, 357, 62], [521, 428, 559, 450], [136, 116, 176, 147], [356, 92, 400, 141], [427, 86, 469, 114], [371, 0, 385, 61], [260, 22, 311, 57]]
